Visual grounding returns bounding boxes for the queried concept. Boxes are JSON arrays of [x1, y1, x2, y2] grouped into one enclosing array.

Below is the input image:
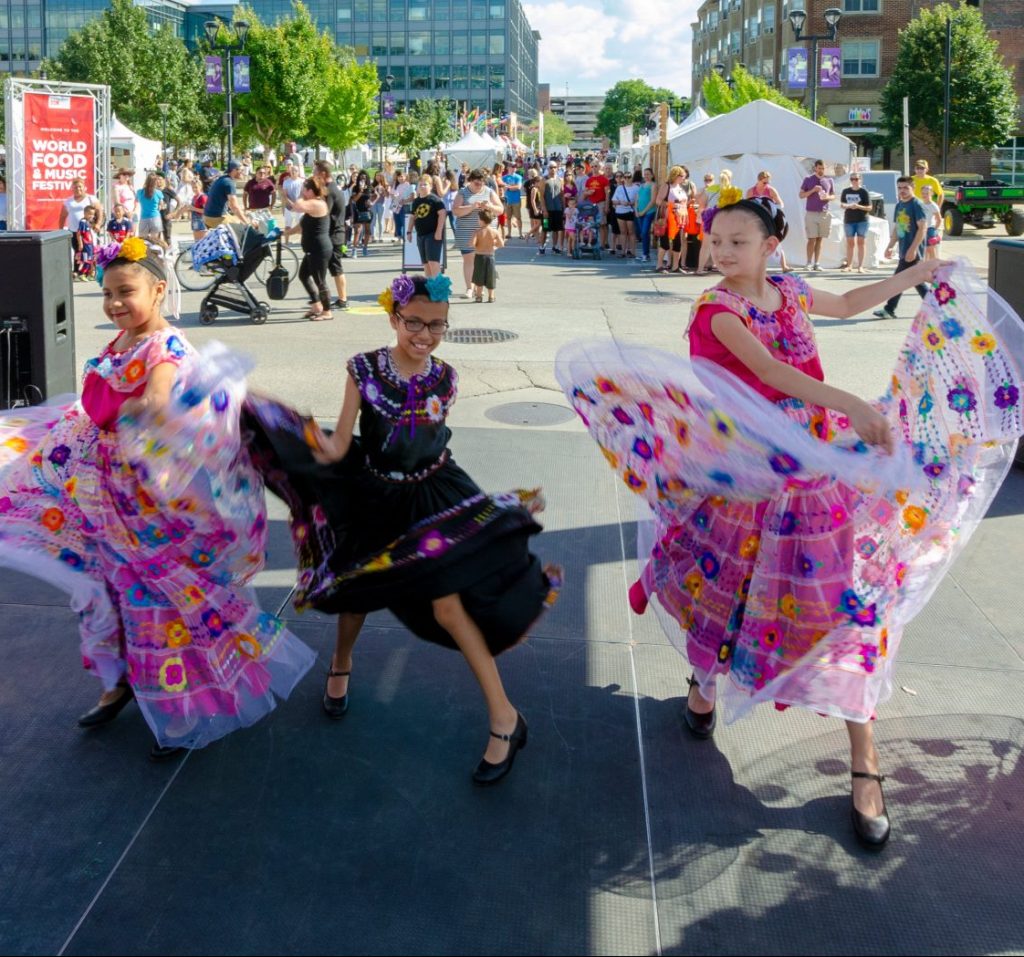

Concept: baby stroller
[[193, 217, 279, 325], [573, 202, 602, 260]]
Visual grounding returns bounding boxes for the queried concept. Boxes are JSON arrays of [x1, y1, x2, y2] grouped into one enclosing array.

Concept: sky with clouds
[[522, 0, 701, 99]]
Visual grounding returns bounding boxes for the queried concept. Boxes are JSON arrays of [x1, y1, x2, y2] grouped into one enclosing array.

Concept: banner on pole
[[205, 56, 223, 94], [787, 48, 807, 88], [23, 91, 96, 231], [382, 93, 396, 119], [232, 56, 250, 94], [820, 47, 841, 88], [618, 124, 633, 151]]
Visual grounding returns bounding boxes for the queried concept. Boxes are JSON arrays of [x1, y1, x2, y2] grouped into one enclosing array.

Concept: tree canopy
[[879, 1, 1018, 154], [540, 111, 575, 148], [593, 80, 688, 142], [44, 0, 214, 146], [382, 99, 458, 156], [305, 50, 381, 152], [701, 67, 815, 121]]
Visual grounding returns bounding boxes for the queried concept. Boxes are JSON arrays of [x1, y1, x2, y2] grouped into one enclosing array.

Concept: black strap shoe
[[323, 669, 351, 719], [77, 685, 134, 728], [472, 713, 528, 786], [851, 771, 891, 849], [683, 675, 716, 739], [149, 743, 185, 762]]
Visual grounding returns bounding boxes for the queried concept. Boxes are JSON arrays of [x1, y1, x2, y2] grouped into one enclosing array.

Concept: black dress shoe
[[851, 771, 891, 849], [149, 743, 185, 762], [472, 712, 528, 786], [77, 685, 134, 728], [323, 669, 351, 719], [683, 675, 716, 739]]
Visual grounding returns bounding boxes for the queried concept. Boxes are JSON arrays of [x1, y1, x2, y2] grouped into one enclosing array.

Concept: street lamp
[[157, 102, 170, 168], [714, 62, 746, 89], [204, 18, 250, 165], [379, 73, 395, 170], [788, 6, 841, 123]]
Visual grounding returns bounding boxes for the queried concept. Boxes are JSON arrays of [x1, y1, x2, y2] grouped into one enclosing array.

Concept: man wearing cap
[[501, 162, 524, 239], [203, 160, 249, 229]]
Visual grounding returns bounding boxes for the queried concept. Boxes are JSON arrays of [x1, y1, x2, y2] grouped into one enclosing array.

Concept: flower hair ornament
[[378, 273, 452, 314], [95, 237, 181, 320]]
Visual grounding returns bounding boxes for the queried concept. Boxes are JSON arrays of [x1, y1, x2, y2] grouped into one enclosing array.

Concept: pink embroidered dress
[[0, 328, 315, 748], [557, 264, 1024, 722]]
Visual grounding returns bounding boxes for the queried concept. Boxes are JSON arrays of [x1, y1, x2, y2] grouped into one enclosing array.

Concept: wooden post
[[651, 101, 670, 186]]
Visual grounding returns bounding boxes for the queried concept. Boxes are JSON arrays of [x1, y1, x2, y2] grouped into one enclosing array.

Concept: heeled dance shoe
[[683, 675, 716, 740], [77, 685, 134, 728], [149, 743, 185, 762], [323, 668, 351, 719], [851, 771, 891, 849], [472, 712, 528, 787]]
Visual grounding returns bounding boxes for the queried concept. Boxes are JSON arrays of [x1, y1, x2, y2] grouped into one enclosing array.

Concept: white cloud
[[524, 0, 701, 97]]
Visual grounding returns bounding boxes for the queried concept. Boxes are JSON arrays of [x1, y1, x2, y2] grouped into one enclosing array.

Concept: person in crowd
[[873, 176, 930, 320], [799, 158, 835, 271], [407, 174, 447, 279], [746, 171, 791, 272], [451, 168, 503, 297], [106, 203, 133, 244], [391, 170, 415, 243], [526, 169, 544, 246], [350, 171, 373, 256], [584, 164, 611, 249], [133, 173, 166, 246], [561, 170, 578, 208], [471, 208, 504, 303], [58, 178, 100, 234], [695, 172, 717, 274], [501, 162, 524, 239], [919, 183, 943, 261], [610, 171, 639, 259], [243, 273, 560, 786], [371, 171, 389, 243], [912, 159, 944, 206], [156, 174, 178, 248], [202, 161, 249, 230], [0, 176, 7, 231], [244, 165, 276, 213], [284, 177, 333, 321], [113, 168, 137, 232], [280, 162, 305, 244], [73, 204, 102, 280], [443, 170, 460, 217], [839, 172, 872, 274], [655, 166, 691, 273], [563, 194, 579, 258], [634, 168, 656, 264], [313, 160, 349, 312], [540, 163, 565, 255], [186, 179, 209, 241], [458, 162, 470, 188], [0, 237, 315, 760]]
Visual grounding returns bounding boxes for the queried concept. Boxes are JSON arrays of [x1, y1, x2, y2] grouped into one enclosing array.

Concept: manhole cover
[[623, 294, 693, 305], [445, 328, 519, 344], [485, 401, 577, 426]]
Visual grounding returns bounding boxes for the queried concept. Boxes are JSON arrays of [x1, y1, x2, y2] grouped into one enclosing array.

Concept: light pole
[[379, 73, 395, 170], [158, 102, 170, 167], [204, 18, 250, 165], [714, 62, 747, 90], [788, 7, 842, 124]]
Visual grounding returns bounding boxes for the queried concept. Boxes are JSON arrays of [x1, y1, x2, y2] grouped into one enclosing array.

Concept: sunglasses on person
[[395, 312, 449, 335]]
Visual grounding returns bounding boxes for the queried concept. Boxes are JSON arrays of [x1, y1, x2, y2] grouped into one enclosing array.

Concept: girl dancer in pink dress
[[558, 198, 1024, 848]]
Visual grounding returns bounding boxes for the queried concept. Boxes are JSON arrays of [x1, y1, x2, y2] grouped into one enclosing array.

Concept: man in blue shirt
[[873, 176, 929, 320], [501, 162, 524, 239], [203, 160, 249, 229]]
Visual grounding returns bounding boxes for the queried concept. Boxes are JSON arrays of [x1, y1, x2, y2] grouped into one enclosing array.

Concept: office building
[[538, 85, 603, 150]]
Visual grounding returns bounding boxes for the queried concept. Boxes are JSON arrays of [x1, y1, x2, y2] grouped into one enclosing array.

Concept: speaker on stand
[[0, 231, 77, 411]]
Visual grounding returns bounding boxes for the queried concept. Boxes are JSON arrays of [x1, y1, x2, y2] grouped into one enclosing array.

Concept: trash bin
[[989, 238, 1024, 465]]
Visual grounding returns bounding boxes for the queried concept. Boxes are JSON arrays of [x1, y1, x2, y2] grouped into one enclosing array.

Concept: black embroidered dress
[[246, 347, 558, 653]]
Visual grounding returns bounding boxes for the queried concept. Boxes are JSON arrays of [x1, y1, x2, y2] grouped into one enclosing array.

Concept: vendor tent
[[675, 106, 711, 132], [108, 115, 161, 191], [445, 131, 501, 171], [668, 100, 858, 266]]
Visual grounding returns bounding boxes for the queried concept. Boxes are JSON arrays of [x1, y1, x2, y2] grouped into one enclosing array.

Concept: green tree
[[385, 99, 458, 157], [880, 1, 1018, 154], [306, 51, 381, 152], [541, 111, 574, 147], [44, 0, 214, 148], [593, 79, 689, 141], [701, 66, 817, 121]]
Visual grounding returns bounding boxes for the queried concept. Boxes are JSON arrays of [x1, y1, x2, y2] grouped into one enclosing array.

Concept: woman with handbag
[[350, 171, 373, 256], [635, 168, 657, 263], [284, 178, 333, 321], [654, 166, 690, 273], [611, 171, 640, 259]]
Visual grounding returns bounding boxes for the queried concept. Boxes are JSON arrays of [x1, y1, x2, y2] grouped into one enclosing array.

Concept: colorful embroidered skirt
[[557, 261, 1024, 722]]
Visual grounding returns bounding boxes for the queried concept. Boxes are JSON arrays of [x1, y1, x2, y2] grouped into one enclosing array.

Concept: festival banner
[[787, 47, 807, 88], [23, 91, 95, 231], [205, 56, 223, 94], [820, 47, 841, 88], [382, 93, 396, 119], [232, 56, 250, 94], [619, 124, 633, 151]]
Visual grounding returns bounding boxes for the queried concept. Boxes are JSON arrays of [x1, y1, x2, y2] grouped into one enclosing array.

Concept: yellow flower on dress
[[739, 534, 761, 559], [64, 477, 78, 497], [683, 571, 703, 599], [921, 326, 945, 352], [165, 620, 191, 648], [778, 593, 799, 619], [365, 551, 393, 571], [158, 656, 188, 692], [236, 633, 262, 659], [3, 436, 28, 454], [902, 505, 928, 533], [123, 359, 146, 384], [119, 236, 148, 262], [378, 287, 395, 313], [971, 333, 997, 355]]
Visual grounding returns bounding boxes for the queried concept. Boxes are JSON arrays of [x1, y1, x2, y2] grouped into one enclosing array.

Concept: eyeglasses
[[396, 313, 449, 335]]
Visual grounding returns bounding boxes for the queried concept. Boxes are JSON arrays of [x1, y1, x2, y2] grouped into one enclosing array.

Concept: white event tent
[[445, 130, 501, 171], [109, 115, 162, 190], [667, 100, 876, 266]]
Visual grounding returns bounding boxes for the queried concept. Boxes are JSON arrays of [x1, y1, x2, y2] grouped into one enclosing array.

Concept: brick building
[[691, 0, 1023, 181]]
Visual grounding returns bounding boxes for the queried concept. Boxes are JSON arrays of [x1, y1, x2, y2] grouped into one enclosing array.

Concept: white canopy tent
[[667, 100, 870, 266], [108, 115, 161, 191], [445, 130, 501, 171]]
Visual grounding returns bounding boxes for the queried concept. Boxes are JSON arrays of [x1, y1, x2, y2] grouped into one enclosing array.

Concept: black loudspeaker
[[0, 231, 76, 409]]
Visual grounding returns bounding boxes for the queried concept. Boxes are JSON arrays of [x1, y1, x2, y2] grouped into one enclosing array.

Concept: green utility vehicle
[[939, 176, 1024, 237]]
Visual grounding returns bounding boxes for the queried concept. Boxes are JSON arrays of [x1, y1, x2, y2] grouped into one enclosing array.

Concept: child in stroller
[[192, 213, 279, 324], [573, 201, 602, 260]]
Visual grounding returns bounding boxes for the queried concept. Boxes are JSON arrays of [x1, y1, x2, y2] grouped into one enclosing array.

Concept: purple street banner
[[787, 47, 807, 88], [383, 93, 396, 119], [204, 55, 223, 94], [820, 47, 841, 88], [233, 56, 251, 93]]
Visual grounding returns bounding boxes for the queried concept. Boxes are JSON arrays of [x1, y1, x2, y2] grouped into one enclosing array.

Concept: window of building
[[408, 31, 430, 54], [489, 31, 504, 55], [451, 63, 469, 89], [435, 30, 450, 54], [409, 0, 429, 19], [371, 0, 387, 20], [389, 67, 406, 90], [337, 3, 352, 19], [471, 0, 488, 18], [489, 1, 505, 17], [843, 0, 880, 11], [762, 57, 774, 78], [993, 138, 1024, 186], [390, 36, 406, 55], [763, 5, 775, 31], [435, 64, 451, 89], [490, 66, 505, 87], [410, 66, 432, 89], [451, 0, 468, 17], [389, 0, 405, 16], [471, 30, 487, 54], [372, 34, 388, 55], [842, 39, 879, 76], [730, 30, 740, 53], [747, 15, 759, 39], [452, 30, 468, 54], [471, 64, 488, 88]]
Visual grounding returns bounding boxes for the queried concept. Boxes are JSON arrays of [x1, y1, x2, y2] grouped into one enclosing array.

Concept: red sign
[[23, 92, 96, 230]]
